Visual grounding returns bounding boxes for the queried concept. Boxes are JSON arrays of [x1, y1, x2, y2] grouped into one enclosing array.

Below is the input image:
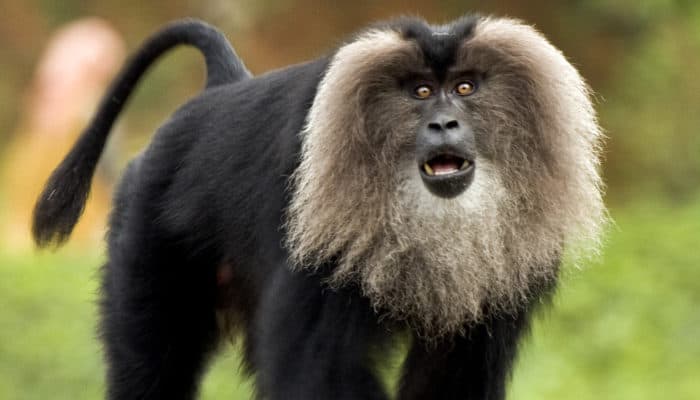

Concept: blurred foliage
[[0, 0, 699, 398], [603, 8, 700, 200], [1, 0, 699, 202]]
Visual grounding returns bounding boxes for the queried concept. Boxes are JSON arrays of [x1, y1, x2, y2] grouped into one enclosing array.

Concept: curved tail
[[32, 19, 251, 248]]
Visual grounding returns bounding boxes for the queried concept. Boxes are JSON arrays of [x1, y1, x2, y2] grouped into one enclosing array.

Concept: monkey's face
[[357, 69, 482, 199], [408, 77, 478, 198], [338, 22, 552, 203]]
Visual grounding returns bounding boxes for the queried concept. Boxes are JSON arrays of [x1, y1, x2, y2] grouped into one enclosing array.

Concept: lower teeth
[[423, 159, 471, 176]]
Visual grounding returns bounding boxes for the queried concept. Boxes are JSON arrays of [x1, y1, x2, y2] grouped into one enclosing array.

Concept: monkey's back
[[108, 58, 330, 288]]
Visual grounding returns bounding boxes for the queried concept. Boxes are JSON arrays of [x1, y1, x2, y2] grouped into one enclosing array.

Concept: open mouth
[[417, 151, 475, 198], [422, 154, 472, 177]]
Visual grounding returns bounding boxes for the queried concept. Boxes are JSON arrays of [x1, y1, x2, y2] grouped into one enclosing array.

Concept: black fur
[[34, 17, 552, 400], [387, 16, 479, 80]]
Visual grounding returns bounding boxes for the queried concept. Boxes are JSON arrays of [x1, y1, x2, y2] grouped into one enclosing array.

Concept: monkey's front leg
[[252, 267, 390, 400], [397, 311, 531, 400]]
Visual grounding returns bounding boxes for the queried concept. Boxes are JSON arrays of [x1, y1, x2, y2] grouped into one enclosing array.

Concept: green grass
[[510, 198, 700, 399], [1, 197, 698, 399]]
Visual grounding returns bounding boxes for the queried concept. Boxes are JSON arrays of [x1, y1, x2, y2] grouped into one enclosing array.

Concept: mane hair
[[286, 17, 606, 338]]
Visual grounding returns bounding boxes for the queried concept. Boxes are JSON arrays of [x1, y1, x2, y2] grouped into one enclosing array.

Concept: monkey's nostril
[[428, 122, 442, 131], [445, 120, 459, 129]]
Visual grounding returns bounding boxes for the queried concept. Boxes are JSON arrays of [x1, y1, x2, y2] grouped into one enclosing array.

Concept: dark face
[[388, 18, 482, 199], [404, 72, 479, 198]]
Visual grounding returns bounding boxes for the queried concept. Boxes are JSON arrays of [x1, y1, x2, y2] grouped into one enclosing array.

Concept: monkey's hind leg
[[99, 233, 220, 399]]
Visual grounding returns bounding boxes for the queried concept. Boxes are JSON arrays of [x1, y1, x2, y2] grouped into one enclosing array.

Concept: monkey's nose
[[427, 115, 460, 132]]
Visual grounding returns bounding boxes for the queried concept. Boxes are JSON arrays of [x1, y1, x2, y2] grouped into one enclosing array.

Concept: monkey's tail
[[32, 19, 251, 248]]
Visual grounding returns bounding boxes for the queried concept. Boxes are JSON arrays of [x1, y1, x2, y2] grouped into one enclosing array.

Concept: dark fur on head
[[287, 16, 606, 337]]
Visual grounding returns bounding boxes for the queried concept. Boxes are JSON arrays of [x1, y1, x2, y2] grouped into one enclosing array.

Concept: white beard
[[317, 160, 555, 337]]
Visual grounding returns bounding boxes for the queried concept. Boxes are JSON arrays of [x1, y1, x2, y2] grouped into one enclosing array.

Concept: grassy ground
[[509, 198, 700, 399], [1, 197, 698, 399]]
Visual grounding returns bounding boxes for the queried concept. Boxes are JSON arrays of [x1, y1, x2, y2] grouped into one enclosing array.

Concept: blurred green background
[[0, 0, 698, 399]]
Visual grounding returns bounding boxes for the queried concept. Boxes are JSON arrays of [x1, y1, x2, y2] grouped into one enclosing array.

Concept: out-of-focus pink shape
[[28, 17, 126, 136]]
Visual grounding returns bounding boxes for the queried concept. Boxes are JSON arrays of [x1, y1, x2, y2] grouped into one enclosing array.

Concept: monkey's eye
[[414, 85, 433, 99], [455, 81, 477, 96]]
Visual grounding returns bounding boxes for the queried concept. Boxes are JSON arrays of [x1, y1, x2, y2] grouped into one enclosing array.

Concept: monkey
[[33, 15, 606, 400]]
